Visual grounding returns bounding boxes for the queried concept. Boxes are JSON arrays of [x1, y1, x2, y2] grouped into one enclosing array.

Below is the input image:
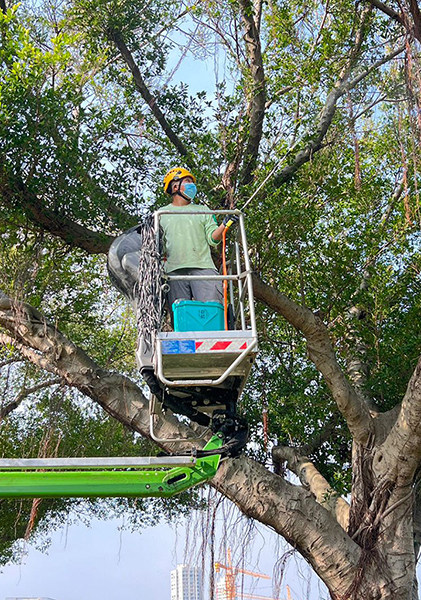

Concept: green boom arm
[[0, 436, 223, 499]]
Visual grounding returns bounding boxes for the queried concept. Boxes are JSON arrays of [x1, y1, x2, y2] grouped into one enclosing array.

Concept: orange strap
[[222, 227, 228, 330]]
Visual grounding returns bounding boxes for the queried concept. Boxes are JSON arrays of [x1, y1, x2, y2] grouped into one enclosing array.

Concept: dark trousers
[[167, 268, 223, 311]]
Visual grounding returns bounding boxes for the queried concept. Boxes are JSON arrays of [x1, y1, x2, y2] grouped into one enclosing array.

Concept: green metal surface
[[0, 436, 223, 499]]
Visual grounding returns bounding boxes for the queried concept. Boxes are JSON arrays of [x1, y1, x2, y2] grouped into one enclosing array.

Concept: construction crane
[[215, 548, 270, 600], [214, 549, 294, 600]]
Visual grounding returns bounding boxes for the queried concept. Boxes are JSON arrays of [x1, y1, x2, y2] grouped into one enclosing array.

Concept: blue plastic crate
[[173, 300, 224, 332]]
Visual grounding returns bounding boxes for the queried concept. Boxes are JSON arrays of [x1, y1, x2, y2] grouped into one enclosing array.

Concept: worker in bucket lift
[[160, 167, 238, 313]]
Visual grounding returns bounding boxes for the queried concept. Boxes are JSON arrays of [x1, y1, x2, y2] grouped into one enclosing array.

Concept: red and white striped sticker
[[194, 340, 248, 352]]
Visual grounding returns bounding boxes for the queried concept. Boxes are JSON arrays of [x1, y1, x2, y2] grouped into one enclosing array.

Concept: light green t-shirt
[[158, 203, 220, 273]]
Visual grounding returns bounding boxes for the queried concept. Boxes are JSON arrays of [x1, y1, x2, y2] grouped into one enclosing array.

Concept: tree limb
[[213, 457, 363, 598], [375, 357, 421, 484], [368, 0, 421, 44], [0, 297, 194, 453], [252, 274, 373, 444], [408, 0, 421, 42], [108, 30, 194, 165], [272, 445, 350, 530], [273, 39, 405, 188], [368, 0, 404, 23], [0, 333, 61, 375], [0, 164, 115, 254], [0, 377, 63, 420], [1, 41, 404, 259], [343, 269, 380, 413], [0, 294, 368, 596], [238, 0, 266, 187]]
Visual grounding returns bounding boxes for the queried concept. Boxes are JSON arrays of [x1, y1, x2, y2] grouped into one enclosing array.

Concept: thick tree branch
[[238, 0, 266, 187], [252, 274, 373, 444], [0, 165, 116, 254], [272, 445, 350, 530], [273, 41, 405, 188], [343, 270, 381, 414], [409, 0, 421, 42], [368, 0, 421, 43], [375, 357, 421, 485], [0, 294, 413, 595], [253, 0, 263, 32], [109, 30, 193, 164], [0, 297, 197, 453], [2, 41, 403, 261], [0, 333, 61, 375], [368, 0, 404, 23], [213, 457, 366, 598], [0, 295, 369, 596]]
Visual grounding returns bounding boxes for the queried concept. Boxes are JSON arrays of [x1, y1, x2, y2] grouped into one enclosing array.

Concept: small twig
[[0, 378, 63, 420]]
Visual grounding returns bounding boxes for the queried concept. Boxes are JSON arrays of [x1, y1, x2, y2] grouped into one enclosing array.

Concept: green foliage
[[0, 4, 149, 233], [1, 0, 421, 569]]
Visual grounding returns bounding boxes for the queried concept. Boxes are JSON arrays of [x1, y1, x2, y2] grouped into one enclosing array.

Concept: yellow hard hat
[[163, 167, 196, 194]]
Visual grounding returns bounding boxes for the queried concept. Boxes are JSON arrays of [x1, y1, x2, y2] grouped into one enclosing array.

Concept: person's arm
[[211, 214, 240, 241], [205, 213, 239, 244], [211, 223, 226, 242]]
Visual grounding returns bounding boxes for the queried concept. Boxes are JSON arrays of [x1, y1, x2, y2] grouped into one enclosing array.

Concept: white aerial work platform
[[131, 209, 257, 450], [152, 209, 257, 393]]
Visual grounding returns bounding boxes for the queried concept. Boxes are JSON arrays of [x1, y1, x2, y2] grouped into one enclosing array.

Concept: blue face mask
[[182, 182, 197, 200]]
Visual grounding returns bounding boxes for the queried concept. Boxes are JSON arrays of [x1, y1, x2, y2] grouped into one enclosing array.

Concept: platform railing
[[152, 210, 257, 388], [153, 210, 256, 337], [0, 456, 197, 469]]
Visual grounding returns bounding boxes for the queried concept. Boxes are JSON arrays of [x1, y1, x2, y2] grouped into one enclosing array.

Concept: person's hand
[[223, 214, 240, 229]]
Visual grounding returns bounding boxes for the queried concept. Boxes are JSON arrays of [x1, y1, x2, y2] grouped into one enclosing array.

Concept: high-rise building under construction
[[171, 564, 203, 600]]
